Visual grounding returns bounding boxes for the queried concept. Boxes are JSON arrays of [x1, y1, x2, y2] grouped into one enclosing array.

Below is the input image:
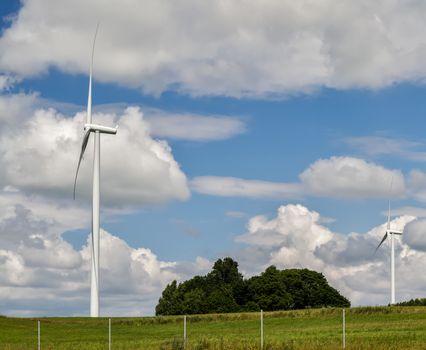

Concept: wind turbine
[[375, 178, 402, 305], [74, 24, 118, 317]]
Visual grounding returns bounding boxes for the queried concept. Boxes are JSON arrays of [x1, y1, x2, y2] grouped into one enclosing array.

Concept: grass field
[[1, 306, 426, 349]]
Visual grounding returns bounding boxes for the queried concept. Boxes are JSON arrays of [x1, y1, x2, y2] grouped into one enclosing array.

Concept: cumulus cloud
[[2, 190, 426, 314], [0, 75, 17, 92], [0, 227, 209, 316], [191, 176, 303, 199], [315, 215, 413, 267], [0, 92, 39, 125], [3, 1, 426, 97], [234, 203, 421, 305], [0, 191, 210, 316], [299, 156, 405, 198], [236, 204, 332, 271], [389, 206, 426, 218], [0, 94, 189, 207], [145, 110, 246, 141], [61, 103, 247, 142], [403, 219, 426, 252], [407, 170, 426, 203], [344, 136, 426, 162], [226, 211, 247, 219], [193, 157, 405, 200]]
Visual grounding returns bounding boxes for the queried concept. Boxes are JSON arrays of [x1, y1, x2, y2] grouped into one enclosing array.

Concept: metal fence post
[[260, 309, 264, 349], [184, 315, 187, 348], [38, 320, 40, 350], [109, 318, 111, 350], [342, 308, 346, 349]]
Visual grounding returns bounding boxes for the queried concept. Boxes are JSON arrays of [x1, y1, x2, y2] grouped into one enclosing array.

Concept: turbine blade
[[87, 23, 99, 124], [375, 232, 388, 254], [387, 199, 391, 230], [387, 176, 393, 230], [73, 129, 91, 199]]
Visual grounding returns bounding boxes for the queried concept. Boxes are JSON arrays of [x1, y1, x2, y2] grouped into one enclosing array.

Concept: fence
[[6, 307, 426, 348], [30, 309, 348, 349]]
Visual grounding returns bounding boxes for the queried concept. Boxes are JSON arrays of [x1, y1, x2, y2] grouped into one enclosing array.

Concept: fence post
[[342, 308, 346, 349], [38, 320, 40, 350], [184, 315, 187, 348], [260, 309, 264, 349], [109, 318, 111, 350]]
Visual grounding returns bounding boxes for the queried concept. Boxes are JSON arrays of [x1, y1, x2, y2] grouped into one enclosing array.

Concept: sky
[[2, 0, 426, 316]]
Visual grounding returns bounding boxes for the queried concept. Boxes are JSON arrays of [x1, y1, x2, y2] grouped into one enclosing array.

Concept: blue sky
[[2, 0, 426, 316]]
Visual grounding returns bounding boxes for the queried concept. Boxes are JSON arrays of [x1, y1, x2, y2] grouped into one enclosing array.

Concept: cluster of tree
[[396, 298, 426, 306], [155, 257, 350, 315]]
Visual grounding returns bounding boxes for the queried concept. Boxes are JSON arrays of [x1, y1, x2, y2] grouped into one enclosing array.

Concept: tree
[[396, 298, 426, 306], [181, 288, 206, 314], [156, 280, 182, 316], [246, 266, 294, 311], [155, 258, 350, 315], [207, 258, 243, 286]]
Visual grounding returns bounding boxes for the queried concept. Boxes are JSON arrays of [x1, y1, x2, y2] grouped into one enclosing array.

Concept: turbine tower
[[375, 180, 402, 305], [74, 24, 118, 317]]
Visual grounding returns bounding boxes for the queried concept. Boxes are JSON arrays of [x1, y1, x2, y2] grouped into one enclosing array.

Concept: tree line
[[155, 257, 350, 315], [396, 298, 426, 306]]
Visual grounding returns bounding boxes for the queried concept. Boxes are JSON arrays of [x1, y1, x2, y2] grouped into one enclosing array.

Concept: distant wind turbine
[[375, 177, 402, 305], [74, 24, 118, 317]]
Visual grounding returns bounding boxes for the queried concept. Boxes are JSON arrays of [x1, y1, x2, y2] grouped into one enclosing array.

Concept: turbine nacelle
[[84, 123, 118, 135], [376, 229, 403, 253], [386, 229, 402, 235]]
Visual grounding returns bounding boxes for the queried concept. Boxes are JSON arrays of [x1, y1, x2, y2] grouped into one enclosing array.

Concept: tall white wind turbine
[[375, 178, 402, 305], [74, 24, 118, 317]]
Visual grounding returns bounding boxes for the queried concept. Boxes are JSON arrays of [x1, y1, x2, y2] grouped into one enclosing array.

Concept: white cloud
[[300, 156, 405, 198], [234, 203, 420, 306], [236, 204, 332, 271], [0, 191, 210, 316], [344, 136, 426, 162], [192, 157, 405, 200], [61, 103, 247, 142], [4, 1, 426, 97], [407, 170, 426, 203], [389, 206, 426, 218], [191, 176, 303, 199], [0, 228, 209, 316], [402, 219, 426, 252], [0, 75, 17, 92], [0, 93, 190, 207], [0, 190, 90, 241], [145, 110, 246, 141], [2, 190, 426, 314], [0, 92, 39, 125], [315, 215, 412, 268], [9, 97, 246, 143], [317, 216, 336, 224], [226, 211, 247, 219]]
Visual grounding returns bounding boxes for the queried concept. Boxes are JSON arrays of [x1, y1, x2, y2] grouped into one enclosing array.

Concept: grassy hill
[[1, 306, 426, 349]]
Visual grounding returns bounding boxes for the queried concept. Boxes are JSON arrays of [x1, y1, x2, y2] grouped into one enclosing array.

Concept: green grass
[[1, 306, 426, 349]]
